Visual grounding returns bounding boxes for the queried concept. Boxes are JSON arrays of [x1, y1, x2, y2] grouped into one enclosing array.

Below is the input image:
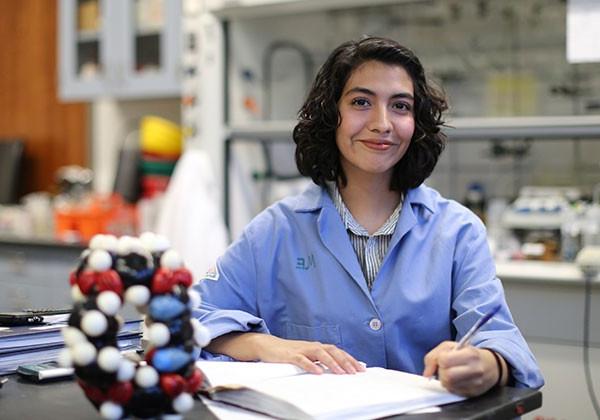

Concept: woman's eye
[[393, 102, 412, 112], [351, 98, 370, 107]]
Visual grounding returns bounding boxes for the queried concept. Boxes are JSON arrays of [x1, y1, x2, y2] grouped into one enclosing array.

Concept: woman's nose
[[367, 106, 392, 133]]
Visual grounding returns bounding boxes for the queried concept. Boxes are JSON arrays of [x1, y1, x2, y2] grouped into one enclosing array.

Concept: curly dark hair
[[293, 36, 448, 192]]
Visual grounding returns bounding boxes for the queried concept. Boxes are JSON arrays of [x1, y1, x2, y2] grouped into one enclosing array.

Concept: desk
[[0, 376, 218, 419], [0, 376, 541, 419]]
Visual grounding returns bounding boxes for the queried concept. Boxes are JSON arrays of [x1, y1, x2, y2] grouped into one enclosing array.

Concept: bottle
[[464, 182, 487, 223], [561, 206, 580, 262], [582, 203, 600, 247]]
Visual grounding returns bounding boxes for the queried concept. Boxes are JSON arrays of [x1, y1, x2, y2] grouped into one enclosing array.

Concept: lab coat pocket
[[284, 322, 342, 347]]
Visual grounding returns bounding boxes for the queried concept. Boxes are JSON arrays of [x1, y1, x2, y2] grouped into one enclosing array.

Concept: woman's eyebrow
[[390, 92, 415, 101], [344, 87, 375, 96], [344, 87, 414, 101]]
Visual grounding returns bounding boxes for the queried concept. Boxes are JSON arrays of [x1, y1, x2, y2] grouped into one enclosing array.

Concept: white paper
[[201, 397, 272, 419], [29, 324, 64, 331], [197, 361, 465, 420], [567, 0, 600, 63], [250, 367, 462, 420], [196, 360, 304, 387]]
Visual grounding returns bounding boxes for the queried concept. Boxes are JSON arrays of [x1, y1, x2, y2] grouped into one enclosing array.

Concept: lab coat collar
[[293, 183, 436, 216], [404, 184, 436, 215], [292, 183, 436, 300]]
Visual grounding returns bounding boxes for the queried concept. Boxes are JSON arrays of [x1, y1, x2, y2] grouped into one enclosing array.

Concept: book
[[0, 317, 141, 353], [196, 361, 466, 420], [0, 317, 142, 374]]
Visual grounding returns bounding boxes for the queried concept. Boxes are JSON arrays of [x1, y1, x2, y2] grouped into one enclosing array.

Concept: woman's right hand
[[205, 332, 365, 375]]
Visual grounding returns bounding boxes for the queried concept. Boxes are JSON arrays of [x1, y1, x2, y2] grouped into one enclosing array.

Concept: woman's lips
[[359, 139, 395, 151]]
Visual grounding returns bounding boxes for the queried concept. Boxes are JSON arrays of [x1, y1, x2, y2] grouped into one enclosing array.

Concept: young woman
[[194, 37, 543, 397]]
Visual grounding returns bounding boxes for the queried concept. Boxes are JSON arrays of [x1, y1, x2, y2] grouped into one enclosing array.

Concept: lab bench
[[0, 237, 84, 312], [497, 260, 600, 419], [497, 260, 600, 345]]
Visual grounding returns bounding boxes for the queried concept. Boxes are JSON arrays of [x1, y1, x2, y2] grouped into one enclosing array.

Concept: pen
[[455, 304, 502, 350]]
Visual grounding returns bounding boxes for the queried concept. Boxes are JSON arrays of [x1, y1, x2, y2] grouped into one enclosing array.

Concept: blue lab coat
[[195, 183, 544, 389]]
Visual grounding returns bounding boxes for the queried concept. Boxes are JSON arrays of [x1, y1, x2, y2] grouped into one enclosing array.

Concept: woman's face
[[336, 60, 415, 184]]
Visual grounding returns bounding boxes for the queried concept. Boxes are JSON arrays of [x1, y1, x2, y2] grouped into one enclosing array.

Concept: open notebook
[[196, 361, 465, 420]]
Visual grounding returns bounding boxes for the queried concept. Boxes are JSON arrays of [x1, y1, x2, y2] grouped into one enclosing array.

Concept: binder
[[0, 317, 142, 375], [197, 361, 465, 420]]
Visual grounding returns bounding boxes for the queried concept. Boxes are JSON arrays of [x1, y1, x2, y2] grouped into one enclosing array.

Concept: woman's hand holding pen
[[206, 332, 366, 375], [422, 341, 505, 397]]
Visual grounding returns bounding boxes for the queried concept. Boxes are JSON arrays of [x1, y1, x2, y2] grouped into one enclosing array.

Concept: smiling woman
[[194, 37, 544, 398], [294, 37, 447, 195], [335, 62, 415, 207]]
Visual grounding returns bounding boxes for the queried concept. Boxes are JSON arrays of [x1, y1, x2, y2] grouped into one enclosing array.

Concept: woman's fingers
[[309, 346, 345, 374], [434, 346, 498, 397], [300, 343, 362, 374], [291, 353, 326, 375], [319, 345, 365, 374], [422, 340, 455, 378], [264, 339, 365, 375]]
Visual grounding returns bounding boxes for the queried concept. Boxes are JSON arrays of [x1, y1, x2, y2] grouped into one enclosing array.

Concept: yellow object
[[78, 0, 100, 31], [140, 116, 183, 155]]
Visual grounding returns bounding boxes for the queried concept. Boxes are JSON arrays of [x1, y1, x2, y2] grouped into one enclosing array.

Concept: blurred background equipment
[[497, 185, 600, 262], [113, 131, 142, 204], [139, 115, 183, 199], [0, 139, 25, 205], [54, 165, 93, 200], [464, 182, 487, 223], [53, 165, 137, 243]]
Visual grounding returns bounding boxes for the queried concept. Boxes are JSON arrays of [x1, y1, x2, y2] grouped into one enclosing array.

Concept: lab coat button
[[369, 318, 382, 331]]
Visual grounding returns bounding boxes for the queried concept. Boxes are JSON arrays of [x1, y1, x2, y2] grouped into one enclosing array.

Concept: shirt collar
[[293, 182, 436, 216], [327, 182, 403, 236]]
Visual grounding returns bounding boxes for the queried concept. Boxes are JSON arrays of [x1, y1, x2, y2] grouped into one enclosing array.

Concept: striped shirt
[[327, 183, 403, 290]]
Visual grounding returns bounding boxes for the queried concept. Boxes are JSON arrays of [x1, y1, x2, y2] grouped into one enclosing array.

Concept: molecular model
[[59, 232, 211, 419]]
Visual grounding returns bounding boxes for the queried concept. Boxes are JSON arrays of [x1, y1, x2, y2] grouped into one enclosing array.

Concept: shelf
[[495, 260, 592, 284], [226, 120, 295, 139], [446, 115, 600, 140], [76, 30, 100, 42], [135, 24, 163, 37], [226, 116, 600, 141], [205, 0, 424, 19], [501, 211, 564, 230], [0, 235, 86, 250]]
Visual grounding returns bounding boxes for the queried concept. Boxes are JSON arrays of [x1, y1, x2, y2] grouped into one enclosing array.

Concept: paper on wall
[[567, 0, 600, 63]]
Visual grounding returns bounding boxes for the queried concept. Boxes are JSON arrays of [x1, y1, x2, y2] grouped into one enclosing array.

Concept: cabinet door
[[119, 0, 182, 98], [59, 0, 181, 100], [58, 0, 112, 100]]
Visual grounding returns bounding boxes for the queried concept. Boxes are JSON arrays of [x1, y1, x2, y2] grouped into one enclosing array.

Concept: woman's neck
[[338, 175, 402, 235]]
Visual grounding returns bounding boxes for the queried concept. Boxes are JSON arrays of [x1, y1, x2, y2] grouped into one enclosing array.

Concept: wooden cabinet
[[58, 0, 182, 100], [0, 0, 88, 196]]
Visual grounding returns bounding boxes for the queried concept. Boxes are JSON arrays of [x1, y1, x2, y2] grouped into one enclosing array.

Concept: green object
[[140, 159, 177, 176], [17, 362, 74, 382]]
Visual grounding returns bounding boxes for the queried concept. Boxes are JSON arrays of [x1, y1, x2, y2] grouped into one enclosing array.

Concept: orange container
[[54, 194, 139, 243], [54, 209, 79, 242]]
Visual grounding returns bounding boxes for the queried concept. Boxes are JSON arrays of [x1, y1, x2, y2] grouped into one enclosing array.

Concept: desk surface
[[0, 375, 541, 419]]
